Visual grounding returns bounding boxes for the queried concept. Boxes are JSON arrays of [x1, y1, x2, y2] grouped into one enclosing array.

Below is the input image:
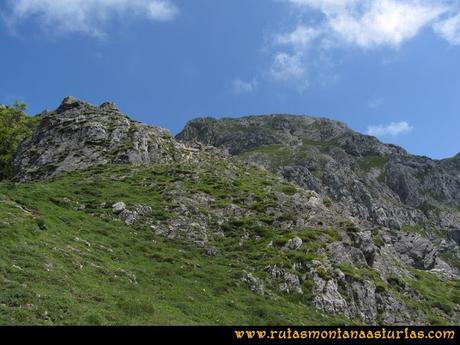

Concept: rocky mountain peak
[[56, 96, 87, 112], [99, 101, 119, 112], [56, 96, 121, 115], [451, 152, 460, 162], [178, 115, 353, 155], [177, 115, 460, 232], [12, 98, 186, 182]]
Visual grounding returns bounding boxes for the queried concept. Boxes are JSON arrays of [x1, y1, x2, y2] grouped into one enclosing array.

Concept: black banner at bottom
[[0, 326, 458, 344]]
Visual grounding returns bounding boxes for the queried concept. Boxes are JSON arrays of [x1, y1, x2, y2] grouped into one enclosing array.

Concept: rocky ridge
[[13, 97, 221, 182], [177, 115, 460, 233]]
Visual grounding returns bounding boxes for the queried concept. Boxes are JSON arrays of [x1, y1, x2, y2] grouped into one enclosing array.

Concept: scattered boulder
[[119, 209, 137, 225], [134, 204, 153, 217], [114, 204, 152, 225], [241, 273, 265, 295], [204, 247, 219, 256], [283, 236, 303, 251], [112, 202, 126, 214], [266, 265, 303, 294]]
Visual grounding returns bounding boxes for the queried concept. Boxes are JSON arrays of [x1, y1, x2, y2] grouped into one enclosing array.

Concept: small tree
[[0, 102, 38, 180]]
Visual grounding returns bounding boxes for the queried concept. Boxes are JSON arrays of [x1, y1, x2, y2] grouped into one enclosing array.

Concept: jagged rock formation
[[12, 97, 210, 182], [6, 100, 460, 325], [176, 115, 460, 232]]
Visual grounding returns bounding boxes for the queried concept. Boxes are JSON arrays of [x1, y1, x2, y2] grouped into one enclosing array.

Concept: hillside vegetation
[[0, 162, 345, 325], [0, 98, 458, 325]]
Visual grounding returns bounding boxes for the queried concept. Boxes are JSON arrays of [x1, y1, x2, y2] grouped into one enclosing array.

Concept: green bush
[[281, 184, 297, 195], [0, 102, 38, 180]]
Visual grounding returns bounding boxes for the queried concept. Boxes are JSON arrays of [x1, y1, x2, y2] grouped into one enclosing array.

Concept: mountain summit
[[12, 97, 205, 182], [177, 115, 460, 232]]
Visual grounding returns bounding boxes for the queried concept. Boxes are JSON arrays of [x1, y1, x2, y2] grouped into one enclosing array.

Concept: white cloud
[[286, 0, 448, 49], [330, 1, 446, 48], [145, 0, 178, 21], [367, 121, 414, 137], [267, 26, 319, 88], [232, 78, 258, 95], [275, 25, 321, 49], [268, 52, 307, 82], [288, 0, 359, 13], [434, 12, 460, 45], [3, 0, 178, 37], [266, 0, 458, 88]]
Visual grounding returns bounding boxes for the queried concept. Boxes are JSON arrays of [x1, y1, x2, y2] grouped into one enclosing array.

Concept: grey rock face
[[346, 279, 380, 323], [393, 233, 438, 270], [13, 97, 183, 182], [313, 276, 348, 315], [177, 115, 351, 154], [176, 115, 460, 232], [308, 240, 429, 324]]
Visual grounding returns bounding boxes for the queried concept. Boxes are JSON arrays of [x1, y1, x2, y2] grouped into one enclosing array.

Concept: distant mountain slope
[[177, 115, 460, 233]]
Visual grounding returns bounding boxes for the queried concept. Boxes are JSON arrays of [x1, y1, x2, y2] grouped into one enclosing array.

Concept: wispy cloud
[[2, 0, 179, 37], [367, 121, 414, 137], [268, 52, 307, 82], [287, 0, 447, 49], [367, 97, 384, 109], [266, 0, 459, 88], [434, 12, 460, 45], [232, 78, 258, 95], [274, 25, 321, 49]]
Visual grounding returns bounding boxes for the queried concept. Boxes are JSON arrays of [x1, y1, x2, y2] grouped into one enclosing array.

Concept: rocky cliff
[[3, 100, 459, 325], [12, 96, 209, 182], [177, 115, 460, 233]]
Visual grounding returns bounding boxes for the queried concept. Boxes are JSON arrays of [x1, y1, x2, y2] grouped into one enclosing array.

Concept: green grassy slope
[[0, 162, 345, 325], [1, 160, 458, 325]]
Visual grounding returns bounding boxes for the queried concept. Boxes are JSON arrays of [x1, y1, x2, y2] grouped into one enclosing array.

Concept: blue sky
[[0, 0, 459, 159]]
